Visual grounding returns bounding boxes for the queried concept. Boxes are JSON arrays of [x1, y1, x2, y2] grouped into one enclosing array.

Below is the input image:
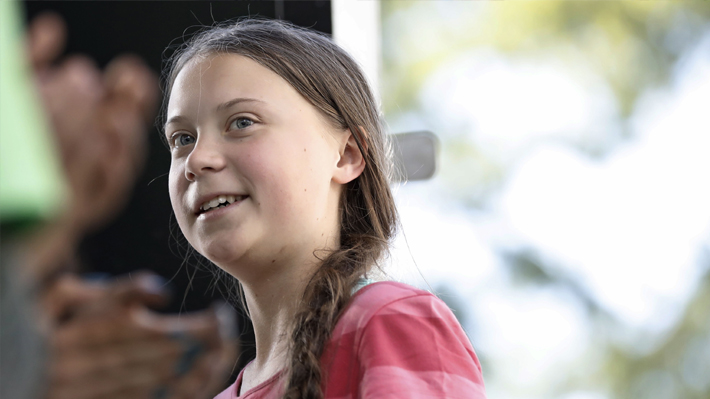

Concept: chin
[[196, 240, 245, 268]]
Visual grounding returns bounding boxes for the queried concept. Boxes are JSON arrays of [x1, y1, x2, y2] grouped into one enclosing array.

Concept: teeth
[[200, 195, 244, 212]]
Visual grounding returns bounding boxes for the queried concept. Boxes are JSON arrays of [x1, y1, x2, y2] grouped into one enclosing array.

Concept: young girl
[[163, 19, 486, 399]]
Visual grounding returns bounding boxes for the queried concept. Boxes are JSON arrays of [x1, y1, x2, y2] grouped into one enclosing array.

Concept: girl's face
[[166, 53, 349, 280]]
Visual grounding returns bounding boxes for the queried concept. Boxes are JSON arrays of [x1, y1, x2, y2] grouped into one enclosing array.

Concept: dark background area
[[24, 0, 331, 382]]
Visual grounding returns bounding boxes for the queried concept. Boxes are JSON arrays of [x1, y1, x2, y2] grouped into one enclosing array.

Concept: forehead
[[166, 53, 302, 116]]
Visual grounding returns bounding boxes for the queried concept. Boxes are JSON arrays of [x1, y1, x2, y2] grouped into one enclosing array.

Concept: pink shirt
[[215, 281, 486, 399]]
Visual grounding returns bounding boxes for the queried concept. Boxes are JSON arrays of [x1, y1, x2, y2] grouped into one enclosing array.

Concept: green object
[[0, 0, 67, 229]]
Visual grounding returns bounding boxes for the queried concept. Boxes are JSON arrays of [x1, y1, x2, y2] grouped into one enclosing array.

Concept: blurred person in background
[[0, 3, 236, 398]]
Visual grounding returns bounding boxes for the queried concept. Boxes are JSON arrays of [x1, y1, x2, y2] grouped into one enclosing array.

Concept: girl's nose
[[184, 139, 227, 181]]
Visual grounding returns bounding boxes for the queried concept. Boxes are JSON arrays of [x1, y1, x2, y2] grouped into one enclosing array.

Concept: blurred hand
[[22, 11, 158, 286], [28, 12, 158, 234], [44, 273, 237, 399]]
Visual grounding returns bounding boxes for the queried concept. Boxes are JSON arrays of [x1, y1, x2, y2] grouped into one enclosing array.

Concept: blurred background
[[381, 2, 710, 399], [20, 1, 710, 398]]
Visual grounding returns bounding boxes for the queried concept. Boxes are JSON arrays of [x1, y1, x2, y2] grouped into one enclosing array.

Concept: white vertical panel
[[331, 0, 381, 101]]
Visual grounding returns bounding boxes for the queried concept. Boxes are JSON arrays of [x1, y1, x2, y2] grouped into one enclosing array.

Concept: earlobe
[[333, 129, 366, 184]]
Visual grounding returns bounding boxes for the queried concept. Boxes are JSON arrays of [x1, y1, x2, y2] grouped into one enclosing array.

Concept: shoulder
[[338, 281, 458, 332], [341, 281, 471, 355], [331, 281, 487, 398], [343, 281, 446, 321], [353, 280, 434, 305]]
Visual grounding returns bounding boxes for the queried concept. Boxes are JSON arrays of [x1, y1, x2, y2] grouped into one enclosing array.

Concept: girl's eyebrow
[[164, 115, 189, 130], [165, 98, 264, 131], [216, 97, 264, 112]]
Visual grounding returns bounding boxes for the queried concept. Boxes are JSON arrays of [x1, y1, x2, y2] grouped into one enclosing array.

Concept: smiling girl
[[163, 20, 486, 399]]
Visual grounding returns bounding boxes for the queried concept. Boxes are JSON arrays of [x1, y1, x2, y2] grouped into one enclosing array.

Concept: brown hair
[[163, 19, 398, 398]]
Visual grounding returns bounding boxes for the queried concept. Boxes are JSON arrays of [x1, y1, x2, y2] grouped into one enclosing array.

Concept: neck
[[239, 253, 320, 375]]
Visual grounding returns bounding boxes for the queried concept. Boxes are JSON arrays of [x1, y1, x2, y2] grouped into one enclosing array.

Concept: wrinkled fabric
[[215, 281, 486, 399]]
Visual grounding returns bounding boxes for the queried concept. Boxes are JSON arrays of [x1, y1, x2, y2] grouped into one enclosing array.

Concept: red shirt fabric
[[215, 281, 486, 399]]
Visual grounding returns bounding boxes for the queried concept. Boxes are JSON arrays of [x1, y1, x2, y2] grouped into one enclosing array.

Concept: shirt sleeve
[[356, 293, 487, 399]]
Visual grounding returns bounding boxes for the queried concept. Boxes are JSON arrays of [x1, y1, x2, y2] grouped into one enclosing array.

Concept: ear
[[333, 128, 366, 184]]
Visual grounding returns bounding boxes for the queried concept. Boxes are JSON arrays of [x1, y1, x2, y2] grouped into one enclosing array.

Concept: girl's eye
[[172, 133, 195, 148], [230, 117, 254, 130]]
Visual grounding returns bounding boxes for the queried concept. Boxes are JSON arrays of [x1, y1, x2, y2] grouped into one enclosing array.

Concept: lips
[[194, 194, 248, 215]]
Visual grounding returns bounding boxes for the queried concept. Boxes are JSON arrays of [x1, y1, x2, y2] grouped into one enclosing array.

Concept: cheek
[[267, 148, 331, 216], [242, 149, 301, 215], [242, 132, 334, 220], [167, 167, 180, 208], [168, 166, 188, 223]]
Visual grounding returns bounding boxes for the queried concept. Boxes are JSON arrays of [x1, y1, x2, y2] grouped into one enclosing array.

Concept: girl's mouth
[[198, 195, 248, 215]]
